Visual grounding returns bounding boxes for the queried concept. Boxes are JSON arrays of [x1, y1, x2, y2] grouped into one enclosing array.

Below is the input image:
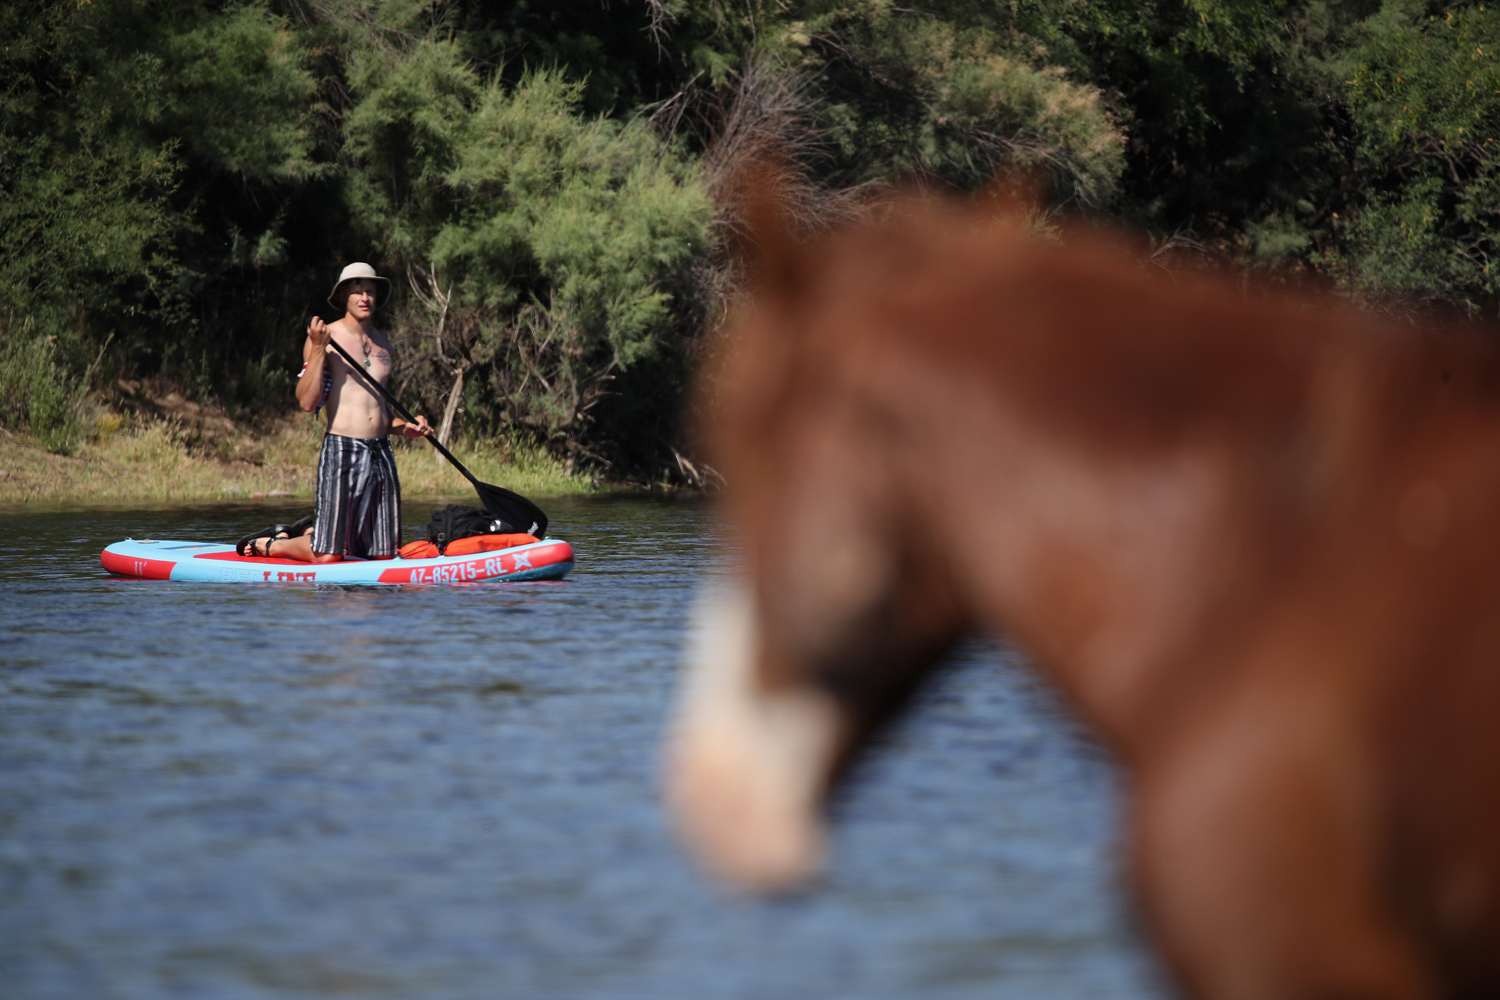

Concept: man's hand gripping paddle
[[322, 333, 549, 537]]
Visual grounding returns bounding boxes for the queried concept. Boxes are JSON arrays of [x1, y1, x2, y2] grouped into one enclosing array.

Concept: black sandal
[[236, 525, 288, 557], [285, 514, 315, 538]]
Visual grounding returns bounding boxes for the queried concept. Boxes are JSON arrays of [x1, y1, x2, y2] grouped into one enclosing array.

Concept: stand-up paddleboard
[[101, 537, 573, 584]]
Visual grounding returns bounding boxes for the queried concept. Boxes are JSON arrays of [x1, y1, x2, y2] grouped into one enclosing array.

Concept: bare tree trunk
[[408, 262, 452, 361], [435, 363, 467, 468], [408, 262, 465, 468]]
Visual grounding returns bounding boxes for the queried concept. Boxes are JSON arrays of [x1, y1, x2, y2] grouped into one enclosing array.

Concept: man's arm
[[371, 332, 432, 438], [296, 318, 333, 413]]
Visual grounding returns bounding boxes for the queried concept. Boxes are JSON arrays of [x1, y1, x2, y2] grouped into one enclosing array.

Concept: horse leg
[[1131, 676, 1438, 1000]]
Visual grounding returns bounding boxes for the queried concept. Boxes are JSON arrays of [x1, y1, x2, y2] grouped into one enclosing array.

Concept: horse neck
[[886, 345, 1299, 751]]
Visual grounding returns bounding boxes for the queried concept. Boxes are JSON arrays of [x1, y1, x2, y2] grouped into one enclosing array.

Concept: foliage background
[[4, 0, 1497, 471]]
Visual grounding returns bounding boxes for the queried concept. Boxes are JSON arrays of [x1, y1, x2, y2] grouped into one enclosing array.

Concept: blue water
[[0, 497, 1169, 999]]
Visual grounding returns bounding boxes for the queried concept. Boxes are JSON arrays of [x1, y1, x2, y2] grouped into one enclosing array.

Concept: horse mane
[[709, 188, 1500, 513]]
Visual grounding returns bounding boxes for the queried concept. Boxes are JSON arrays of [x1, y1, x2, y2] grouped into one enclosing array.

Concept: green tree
[[0, 0, 325, 446], [748, 3, 1123, 202], [1316, 1, 1500, 314], [342, 38, 711, 464], [7, 0, 1497, 467]]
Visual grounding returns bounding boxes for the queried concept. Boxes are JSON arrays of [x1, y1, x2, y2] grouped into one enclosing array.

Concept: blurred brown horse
[[667, 194, 1500, 999]]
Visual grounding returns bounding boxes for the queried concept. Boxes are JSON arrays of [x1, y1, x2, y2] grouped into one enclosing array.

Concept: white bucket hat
[[327, 262, 391, 309]]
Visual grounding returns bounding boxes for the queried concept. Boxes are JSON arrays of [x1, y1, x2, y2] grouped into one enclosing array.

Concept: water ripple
[[0, 496, 1168, 999]]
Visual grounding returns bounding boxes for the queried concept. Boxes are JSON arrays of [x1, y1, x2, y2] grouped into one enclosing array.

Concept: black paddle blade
[[475, 479, 549, 538]]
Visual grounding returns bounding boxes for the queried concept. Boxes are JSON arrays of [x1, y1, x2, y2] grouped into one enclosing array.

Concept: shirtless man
[[240, 263, 431, 561]]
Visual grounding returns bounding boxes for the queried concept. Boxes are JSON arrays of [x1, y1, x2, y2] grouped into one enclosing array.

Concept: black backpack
[[419, 504, 519, 553]]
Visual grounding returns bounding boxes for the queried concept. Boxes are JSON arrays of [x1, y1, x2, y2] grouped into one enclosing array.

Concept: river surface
[[0, 497, 1170, 1000]]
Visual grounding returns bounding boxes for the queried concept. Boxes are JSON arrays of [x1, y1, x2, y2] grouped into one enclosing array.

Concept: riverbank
[[0, 413, 594, 504]]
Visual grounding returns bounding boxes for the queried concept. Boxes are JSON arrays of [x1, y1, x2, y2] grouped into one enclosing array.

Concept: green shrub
[[0, 316, 85, 455], [761, 5, 1126, 202], [1318, 2, 1500, 313], [0, 0, 325, 409], [344, 43, 711, 462]]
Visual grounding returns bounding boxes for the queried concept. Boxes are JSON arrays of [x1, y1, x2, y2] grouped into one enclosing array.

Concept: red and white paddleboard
[[101, 537, 574, 585]]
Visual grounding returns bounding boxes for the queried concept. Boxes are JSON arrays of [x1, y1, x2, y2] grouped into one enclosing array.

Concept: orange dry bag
[[398, 540, 439, 560], [442, 533, 540, 556]]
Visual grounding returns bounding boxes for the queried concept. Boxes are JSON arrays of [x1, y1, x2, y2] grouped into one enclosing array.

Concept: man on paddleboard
[[239, 262, 432, 561]]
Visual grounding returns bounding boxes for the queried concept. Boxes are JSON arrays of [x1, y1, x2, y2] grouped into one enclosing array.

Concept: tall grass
[[0, 414, 591, 505]]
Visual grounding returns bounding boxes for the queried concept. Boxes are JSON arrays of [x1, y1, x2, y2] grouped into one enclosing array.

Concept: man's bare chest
[[330, 330, 393, 384]]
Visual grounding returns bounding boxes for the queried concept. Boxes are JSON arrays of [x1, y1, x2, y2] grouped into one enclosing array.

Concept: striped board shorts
[[312, 433, 401, 558]]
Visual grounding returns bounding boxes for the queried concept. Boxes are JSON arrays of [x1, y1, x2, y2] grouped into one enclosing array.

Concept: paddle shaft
[[322, 335, 483, 489]]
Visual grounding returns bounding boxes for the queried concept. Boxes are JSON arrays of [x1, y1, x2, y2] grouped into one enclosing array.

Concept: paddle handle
[[322, 333, 483, 489]]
